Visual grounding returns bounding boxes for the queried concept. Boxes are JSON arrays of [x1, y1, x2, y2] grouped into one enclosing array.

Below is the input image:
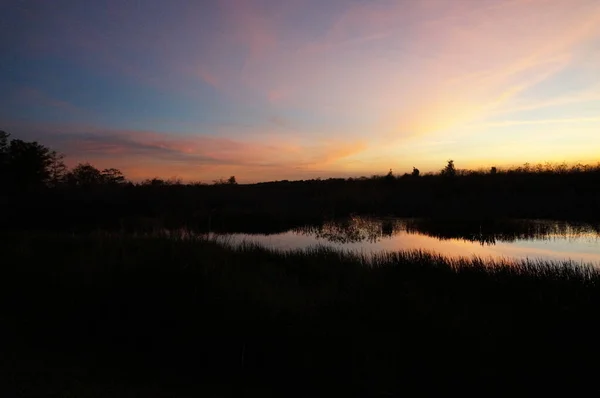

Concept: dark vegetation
[[2, 130, 600, 235], [3, 129, 600, 395], [3, 233, 600, 396]]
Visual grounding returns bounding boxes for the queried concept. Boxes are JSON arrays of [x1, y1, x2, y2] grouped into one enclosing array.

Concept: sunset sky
[[2, 0, 600, 182]]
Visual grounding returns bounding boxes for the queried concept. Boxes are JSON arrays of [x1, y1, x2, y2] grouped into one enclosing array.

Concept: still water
[[218, 217, 600, 265]]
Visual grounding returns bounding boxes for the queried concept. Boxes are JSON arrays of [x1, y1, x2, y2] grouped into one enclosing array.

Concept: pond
[[216, 217, 600, 265]]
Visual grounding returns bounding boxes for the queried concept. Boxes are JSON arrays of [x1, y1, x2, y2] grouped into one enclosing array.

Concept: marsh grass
[[3, 231, 600, 396]]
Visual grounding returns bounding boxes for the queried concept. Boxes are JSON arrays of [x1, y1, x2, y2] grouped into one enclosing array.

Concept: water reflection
[[221, 217, 600, 265], [294, 217, 600, 246]]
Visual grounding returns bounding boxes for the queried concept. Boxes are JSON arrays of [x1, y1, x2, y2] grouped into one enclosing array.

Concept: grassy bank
[[2, 232, 600, 396]]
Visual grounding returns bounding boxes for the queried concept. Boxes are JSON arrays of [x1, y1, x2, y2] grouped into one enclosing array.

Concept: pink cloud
[[218, 0, 278, 59], [300, 1, 410, 55], [226, 0, 600, 140], [7, 0, 600, 180], [267, 88, 292, 104], [196, 65, 220, 87]]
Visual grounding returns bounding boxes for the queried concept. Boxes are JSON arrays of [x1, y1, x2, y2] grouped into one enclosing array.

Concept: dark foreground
[[3, 232, 600, 396]]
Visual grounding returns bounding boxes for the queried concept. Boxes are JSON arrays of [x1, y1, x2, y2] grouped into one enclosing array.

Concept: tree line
[[2, 129, 599, 192], [3, 129, 600, 232], [0, 131, 240, 191], [0, 130, 127, 190]]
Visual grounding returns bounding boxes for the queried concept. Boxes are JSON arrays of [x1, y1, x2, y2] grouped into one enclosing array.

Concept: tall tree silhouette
[[0, 131, 9, 184], [8, 139, 52, 190], [48, 150, 68, 187], [384, 169, 395, 183], [441, 160, 456, 177]]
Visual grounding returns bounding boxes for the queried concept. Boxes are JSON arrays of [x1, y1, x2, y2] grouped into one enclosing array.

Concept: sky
[[1, 0, 600, 183]]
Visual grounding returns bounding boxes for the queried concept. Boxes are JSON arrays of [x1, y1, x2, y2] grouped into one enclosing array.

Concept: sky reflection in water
[[220, 218, 600, 265]]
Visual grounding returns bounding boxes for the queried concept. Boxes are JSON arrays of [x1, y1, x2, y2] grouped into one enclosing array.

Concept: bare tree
[[0, 131, 10, 182], [48, 151, 68, 187], [0, 131, 9, 153]]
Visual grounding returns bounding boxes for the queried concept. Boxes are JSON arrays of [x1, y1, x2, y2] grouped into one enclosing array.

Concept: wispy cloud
[[13, 87, 86, 115], [218, 0, 279, 60], [494, 85, 600, 115], [6, 123, 367, 182], [195, 65, 220, 88], [472, 117, 600, 128], [4, 0, 600, 179]]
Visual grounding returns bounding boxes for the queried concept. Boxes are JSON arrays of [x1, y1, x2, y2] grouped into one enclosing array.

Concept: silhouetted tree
[[385, 169, 394, 182], [213, 176, 238, 185], [0, 131, 8, 151], [412, 167, 420, 177], [67, 163, 103, 187], [0, 131, 9, 183], [167, 177, 183, 186], [441, 160, 456, 177], [490, 167, 497, 175], [101, 168, 126, 185], [8, 139, 52, 189], [141, 177, 167, 186], [48, 150, 68, 187]]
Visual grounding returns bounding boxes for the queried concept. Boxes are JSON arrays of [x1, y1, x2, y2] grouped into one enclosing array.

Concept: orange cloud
[[306, 141, 368, 166], [24, 125, 367, 182]]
